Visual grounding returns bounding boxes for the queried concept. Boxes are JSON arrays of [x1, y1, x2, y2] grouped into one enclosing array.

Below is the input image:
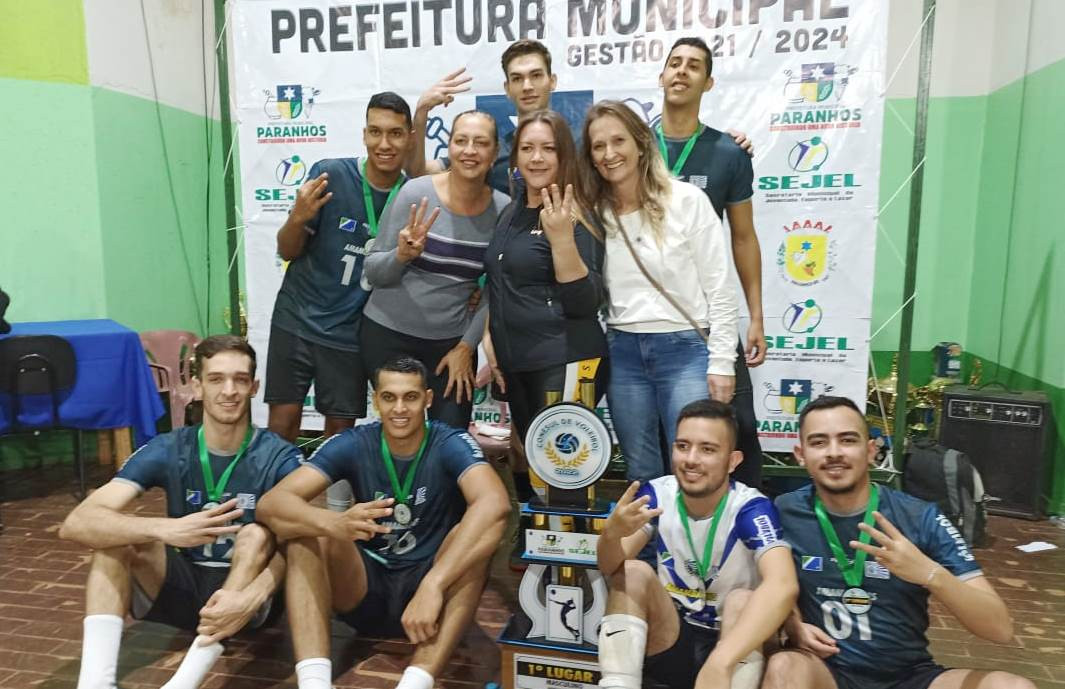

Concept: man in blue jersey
[[266, 92, 413, 445], [60, 336, 302, 689], [595, 400, 797, 689], [767, 396, 1035, 689], [257, 356, 511, 689], [656, 37, 766, 490]]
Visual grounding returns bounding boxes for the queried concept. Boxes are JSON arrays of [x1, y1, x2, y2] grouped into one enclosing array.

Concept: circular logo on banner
[[525, 403, 611, 490]]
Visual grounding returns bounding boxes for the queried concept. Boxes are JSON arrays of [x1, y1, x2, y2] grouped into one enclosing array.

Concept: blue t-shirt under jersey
[[114, 426, 302, 566], [271, 157, 403, 350], [665, 125, 753, 219], [306, 420, 486, 567], [775, 484, 982, 678]]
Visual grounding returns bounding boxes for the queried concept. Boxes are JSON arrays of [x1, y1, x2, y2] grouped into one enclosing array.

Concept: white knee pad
[[597, 614, 647, 689]]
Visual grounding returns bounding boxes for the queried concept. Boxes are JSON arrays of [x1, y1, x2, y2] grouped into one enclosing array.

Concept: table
[[0, 320, 165, 455]]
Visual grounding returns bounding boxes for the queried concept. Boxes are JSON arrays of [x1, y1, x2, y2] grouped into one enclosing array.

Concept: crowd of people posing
[[58, 37, 1034, 689]]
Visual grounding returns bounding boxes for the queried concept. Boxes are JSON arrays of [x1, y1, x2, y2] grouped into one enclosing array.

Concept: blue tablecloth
[[0, 319, 165, 446]]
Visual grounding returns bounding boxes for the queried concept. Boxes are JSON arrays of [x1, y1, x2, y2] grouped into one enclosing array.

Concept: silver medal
[[842, 587, 872, 614], [394, 503, 412, 525]]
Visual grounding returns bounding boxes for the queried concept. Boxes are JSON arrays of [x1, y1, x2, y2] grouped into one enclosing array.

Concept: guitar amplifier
[[938, 385, 1054, 519]]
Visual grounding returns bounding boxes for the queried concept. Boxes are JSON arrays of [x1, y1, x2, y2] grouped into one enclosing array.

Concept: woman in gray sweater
[[361, 111, 510, 429]]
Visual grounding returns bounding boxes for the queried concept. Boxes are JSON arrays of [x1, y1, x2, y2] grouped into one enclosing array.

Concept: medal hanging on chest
[[197, 425, 253, 510], [655, 124, 704, 178], [814, 484, 880, 611], [675, 489, 729, 582], [359, 160, 403, 290], [380, 422, 431, 526]]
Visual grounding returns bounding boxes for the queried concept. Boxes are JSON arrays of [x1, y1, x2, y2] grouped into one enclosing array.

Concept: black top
[[485, 192, 607, 373]]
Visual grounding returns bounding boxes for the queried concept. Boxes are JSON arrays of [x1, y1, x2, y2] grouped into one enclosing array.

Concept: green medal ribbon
[[380, 422, 431, 506], [360, 159, 403, 238], [813, 483, 880, 587], [197, 425, 254, 504], [655, 124, 703, 177], [675, 488, 729, 581]]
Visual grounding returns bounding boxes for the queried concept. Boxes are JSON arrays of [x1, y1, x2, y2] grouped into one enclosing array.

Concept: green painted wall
[[92, 88, 233, 335], [874, 58, 1065, 514], [0, 77, 107, 322]]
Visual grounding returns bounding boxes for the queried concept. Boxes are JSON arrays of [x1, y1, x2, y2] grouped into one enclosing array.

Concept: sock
[[160, 635, 225, 689], [395, 665, 434, 689], [76, 614, 124, 689], [597, 614, 646, 689], [730, 650, 764, 689], [295, 657, 333, 689]]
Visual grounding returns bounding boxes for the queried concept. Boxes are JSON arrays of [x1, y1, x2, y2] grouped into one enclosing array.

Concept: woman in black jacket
[[483, 110, 608, 495]]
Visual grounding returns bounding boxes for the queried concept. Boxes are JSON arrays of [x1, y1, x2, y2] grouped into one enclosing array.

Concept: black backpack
[[904, 438, 988, 548]]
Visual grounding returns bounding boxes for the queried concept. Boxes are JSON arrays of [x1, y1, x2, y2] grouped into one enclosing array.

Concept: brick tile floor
[[2, 462, 1064, 688]]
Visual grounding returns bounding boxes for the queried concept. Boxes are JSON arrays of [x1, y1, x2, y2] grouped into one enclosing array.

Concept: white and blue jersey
[[775, 484, 982, 678], [306, 420, 486, 567], [637, 478, 789, 632], [113, 426, 302, 566]]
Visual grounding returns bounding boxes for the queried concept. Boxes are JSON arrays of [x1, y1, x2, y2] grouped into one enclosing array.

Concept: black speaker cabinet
[[938, 385, 1054, 519]]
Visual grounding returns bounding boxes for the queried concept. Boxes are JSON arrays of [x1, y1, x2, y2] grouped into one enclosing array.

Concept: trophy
[[498, 380, 613, 689]]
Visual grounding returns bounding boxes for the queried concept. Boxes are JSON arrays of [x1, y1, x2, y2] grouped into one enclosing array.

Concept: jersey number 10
[[821, 601, 872, 641]]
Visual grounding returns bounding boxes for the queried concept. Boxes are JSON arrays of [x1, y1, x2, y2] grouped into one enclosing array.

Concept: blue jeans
[[607, 329, 710, 484]]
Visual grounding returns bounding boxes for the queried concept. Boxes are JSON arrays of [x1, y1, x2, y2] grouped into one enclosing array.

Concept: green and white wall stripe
[[0, 0, 236, 335]]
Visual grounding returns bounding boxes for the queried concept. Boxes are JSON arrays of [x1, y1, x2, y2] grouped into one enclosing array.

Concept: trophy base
[[498, 614, 600, 689], [524, 497, 613, 518]]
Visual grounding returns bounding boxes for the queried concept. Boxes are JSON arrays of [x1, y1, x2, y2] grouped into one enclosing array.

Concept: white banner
[[230, 0, 886, 448]]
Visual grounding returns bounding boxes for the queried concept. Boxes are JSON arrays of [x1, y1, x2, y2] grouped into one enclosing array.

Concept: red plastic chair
[[139, 330, 200, 430]]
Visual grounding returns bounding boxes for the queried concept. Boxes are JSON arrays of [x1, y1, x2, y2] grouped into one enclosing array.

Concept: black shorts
[[264, 325, 368, 418], [132, 549, 276, 632], [829, 662, 947, 689], [336, 548, 435, 638], [359, 317, 475, 430], [644, 609, 719, 689]]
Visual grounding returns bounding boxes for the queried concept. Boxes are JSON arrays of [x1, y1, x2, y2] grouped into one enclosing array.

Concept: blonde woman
[[577, 100, 738, 484]]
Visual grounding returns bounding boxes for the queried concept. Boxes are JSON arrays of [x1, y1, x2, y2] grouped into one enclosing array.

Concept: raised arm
[[364, 193, 441, 287], [277, 173, 331, 260], [597, 481, 660, 577], [256, 464, 394, 543], [853, 510, 1015, 644], [59, 480, 244, 550], [406, 67, 471, 177], [539, 184, 605, 317]]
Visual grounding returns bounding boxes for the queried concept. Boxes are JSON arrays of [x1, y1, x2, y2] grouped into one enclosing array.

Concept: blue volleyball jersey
[[114, 426, 302, 566], [306, 420, 486, 567], [638, 478, 789, 631], [775, 484, 982, 677], [271, 157, 403, 350], [665, 125, 754, 220]]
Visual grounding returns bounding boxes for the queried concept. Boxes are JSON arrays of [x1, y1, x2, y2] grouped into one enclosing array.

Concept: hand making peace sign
[[603, 481, 663, 541], [397, 197, 441, 263], [538, 183, 577, 246]]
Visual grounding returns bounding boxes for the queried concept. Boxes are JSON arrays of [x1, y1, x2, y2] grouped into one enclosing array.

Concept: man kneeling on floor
[[60, 335, 303, 689], [596, 399, 797, 689], [257, 356, 511, 689]]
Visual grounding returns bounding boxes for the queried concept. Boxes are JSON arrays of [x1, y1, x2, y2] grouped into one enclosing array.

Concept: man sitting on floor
[[60, 335, 302, 689], [595, 399, 797, 689], [257, 356, 511, 689], [766, 395, 1035, 689]]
